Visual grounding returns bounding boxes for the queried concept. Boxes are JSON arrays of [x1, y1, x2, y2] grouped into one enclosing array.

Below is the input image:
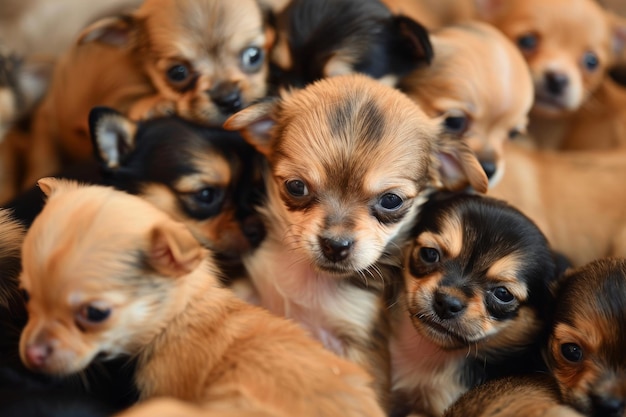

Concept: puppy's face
[[477, 0, 626, 117], [136, 0, 272, 124], [19, 179, 204, 376], [90, 109, 266, 261], [226, 74, 488, 276], [547, 259, 626, 417], [401, 23, 533, 186], [403, 195, 555, 352]]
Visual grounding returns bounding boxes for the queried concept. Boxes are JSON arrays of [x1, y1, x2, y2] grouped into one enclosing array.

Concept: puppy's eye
[[508, 129, 521, 140], [517, 33, 539, 52], [241, 46, 264, 73], [492, 286, 515, 303], [419, 247, 440, 264], [20, 288, 30, 303], [78, 305, 111, 324], [285, 179, 308, 197], [379, 193, 403, 211], [193, 187, 218, 205], [443, 115, 469, 135], [582, 51, 599, 72], [166, 63, 192, 85], [561, 343, 583, 363]]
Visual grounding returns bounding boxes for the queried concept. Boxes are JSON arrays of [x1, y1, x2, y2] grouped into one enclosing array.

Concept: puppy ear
[[392, 15, 434, 65], [607, 12, 626, 62], [37, 177, 81, 197], [473, 0, 508, 20], [148, 221, 204, 278], [89, 107, 137, 169], [223, 100, 279, 156], [432, 140, 489, 194], [77, 15, 136, 47]]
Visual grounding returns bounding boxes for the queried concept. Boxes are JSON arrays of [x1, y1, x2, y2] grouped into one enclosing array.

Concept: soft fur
[[224, 74, 488, 411], [389, 193, 558, 417], [18, 178, 386, 417], [399, 21, 533, 185]]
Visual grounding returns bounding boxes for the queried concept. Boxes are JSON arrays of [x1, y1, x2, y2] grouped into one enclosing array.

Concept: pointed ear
[[89, 106, 137, 169], [77, 15, 136, 47], [473, 0, 508, 21], [223, 99, 279, 157], [148, 221, 204, 278], [37, 177, 81, 197], [392, 15, 434, 65], [607, 11, 626, 62], [432, 139, 489, 194]]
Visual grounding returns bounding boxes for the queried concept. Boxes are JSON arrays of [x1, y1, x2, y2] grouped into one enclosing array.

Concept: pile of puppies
[[0, 0, 625, 416]]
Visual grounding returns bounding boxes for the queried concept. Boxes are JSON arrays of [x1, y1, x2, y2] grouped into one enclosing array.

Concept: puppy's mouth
[[411, 311, 477, 349], [533, 90, 574, 116]]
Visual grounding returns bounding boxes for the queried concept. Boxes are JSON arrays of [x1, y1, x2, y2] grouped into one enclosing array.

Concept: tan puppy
[[400, 21, 533, 185], [474, 0, 626, 149], [18, 178, 386, 417], [225, 74, 488, 410]]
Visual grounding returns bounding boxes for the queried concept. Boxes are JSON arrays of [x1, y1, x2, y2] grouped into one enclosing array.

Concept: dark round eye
[[582, 51, 599, 71], [80, 305, 111, 323], [508, 129, 521, 140], [561, 342, 583, 363], [285, 179, 308, 197], [443, 115, 469, 135], [419, 247, 440, 264], [517, 33, 539, 52], [166, 64, 191, 84], [193, 187, 218, 205], [492, 286, 515, 303], [241, 46, 264, 73], [20, 288, 29, 303], [379, 193, 403, 211]]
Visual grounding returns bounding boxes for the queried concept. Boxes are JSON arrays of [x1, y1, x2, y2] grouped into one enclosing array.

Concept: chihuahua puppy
[[88, 107, 266, 265], [474, 0, 626, 149], [269, 0, 433, 89], [390, 193, 558, 417], [225, 74, 489, 410], [19, 178, 386, 417], [399, 21, 533, 185], [0, 209, 24, 310]]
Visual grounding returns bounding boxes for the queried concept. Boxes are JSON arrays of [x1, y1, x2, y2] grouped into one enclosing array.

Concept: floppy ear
[[223, 99, 280, 157], [148, 221, 204, 278], [37, 177, 81, 198], [392, 15, 434, 65], [432, 139, 489, 194], [89, 107, 138, 169], [77, 15, 136, 47]]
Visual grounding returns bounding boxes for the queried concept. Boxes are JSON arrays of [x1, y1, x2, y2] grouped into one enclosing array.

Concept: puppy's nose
[[433, 291, 466, 319], [209, 84, 243, 114], [319, 237, 353, 262], [480, 161, 497, 179], [592, 395, 624, 417], [545, 71, 569, 96], [25, 343, 53, 368]]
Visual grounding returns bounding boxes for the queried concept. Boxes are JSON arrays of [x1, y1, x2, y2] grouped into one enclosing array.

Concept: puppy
[[390, 193, 558, 417], [0, 209, 24, 310], [88, 107, 266, 266], [269, 0, 433, 89], [399, 21, 533, 185], [19, 178, 386, 417], [474, 0, 626, 149], [224, 74, 489, 410]]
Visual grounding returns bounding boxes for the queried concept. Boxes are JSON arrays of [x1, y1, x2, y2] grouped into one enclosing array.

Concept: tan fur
[[18, 179, 385, 417], [0, 209, 25, 308]]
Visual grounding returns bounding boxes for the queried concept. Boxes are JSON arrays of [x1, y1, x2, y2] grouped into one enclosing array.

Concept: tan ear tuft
[[37, 177, 81, 198], [223, 100, 279, 156], [77, 15, 136, 47], [434, 141, 489, 194], [148, 221, 204, 278]]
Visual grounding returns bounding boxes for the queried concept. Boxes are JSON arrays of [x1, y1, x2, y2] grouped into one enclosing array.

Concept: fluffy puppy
[[224, 74, 488, 410], [269, 0, 433, 89], [390, 193, 558, 417], [88, 107, 266, 265], [0, 209, 24, 310], [399, 21, 533, 185], [474, 0, 626, 149], [19, 178, 386, 417]]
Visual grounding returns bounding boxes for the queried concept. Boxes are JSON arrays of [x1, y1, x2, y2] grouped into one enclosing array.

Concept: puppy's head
[[225, 74, 487, 276], [270, 0, 433, 89], [403, 194, 556, 353], [400, 22, 534, 186], [89, 107, 266, 262], [546, 259, 626, 417], [19, 178, 206, 376], [476, 0, 626, 117]]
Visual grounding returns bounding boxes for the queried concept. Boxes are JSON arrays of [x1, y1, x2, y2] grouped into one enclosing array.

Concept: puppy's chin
[[20, 344, 100, 377], [409, 310, 483, 351]]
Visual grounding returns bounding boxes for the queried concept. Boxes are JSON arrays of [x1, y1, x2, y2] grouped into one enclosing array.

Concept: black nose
[[209, 85, 242, 114], [545, 71, 569, 96], [319, 237, 353, 262], [433, 291, 466, 319], [241, 216, 266, 248], [480, 160, 497, 179], [592, 395, 625, 417]]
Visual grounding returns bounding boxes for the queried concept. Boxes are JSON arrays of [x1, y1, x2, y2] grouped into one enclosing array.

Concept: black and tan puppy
[[269, 0, 433, 89], [390, 193, 559, 417], [225, 74, 488, 411]]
